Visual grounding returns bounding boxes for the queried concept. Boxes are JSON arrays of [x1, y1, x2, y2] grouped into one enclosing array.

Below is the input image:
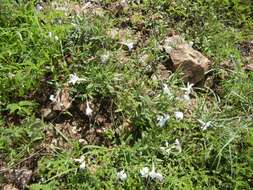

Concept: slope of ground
[[0, 0, 253, 189]]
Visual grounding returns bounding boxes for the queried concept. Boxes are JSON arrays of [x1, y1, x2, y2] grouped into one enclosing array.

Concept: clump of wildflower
[[117, 170, 127, 181], [140, 164, 164, 182]]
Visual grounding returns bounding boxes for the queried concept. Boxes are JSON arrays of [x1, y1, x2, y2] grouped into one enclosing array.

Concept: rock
[[170, 43, 211, 84], [163, 35, 211, 84], [245, 64, 253, 71]]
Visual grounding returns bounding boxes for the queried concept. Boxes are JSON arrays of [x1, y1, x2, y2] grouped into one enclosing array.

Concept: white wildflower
[[182, 82, 194, 96], [36, 4, 43, 11], [174, 139, 182, 153], [140, 167, 149, 178], [181, 82, 194, 101], [49, 94, 56, 102], [189, 41, 194, 47], [164, 46, 173, 54], [83, 2, 93, 9], [78, 139, 86, 143], [121, 41, 134, 51], [85, 101, 93, 117], [198, 120, 212, 131], [68, 73, 80, 85], [48, 32, 52, 38], [160, 141, 171, 155], [79, 162, 86, 170], [73, 155, 86, 170], [153, 172, 164, 182], [174, 111, 184, 120], [101, 52, 110, 63], [73, 155, 85, 163], [48, 32, 59, 41], [163, 84, 172, 96], [117, 170, 127, 181], [8, 72, 15, 78], [183, 94, 191, 101], [149, 164, 164, 182], [157, 114, 170, 127]]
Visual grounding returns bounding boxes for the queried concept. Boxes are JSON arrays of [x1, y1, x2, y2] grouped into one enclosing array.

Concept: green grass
[[0, 0, 253, 189]]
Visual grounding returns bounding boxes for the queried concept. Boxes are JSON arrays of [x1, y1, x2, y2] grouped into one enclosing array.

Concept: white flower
[[153, 172, 164, 182], [181, 82, 194, 101], [182, 82, 194, 96], [85, 101, 93, 116], [80, 162, 86, 170], [149, 164, 164, 182], [140, 167, 149, 178], [164, 46, 173, 54], [157, 114, 170, 127], [160, 141, 171, 154], [68, 73, 80, 85], [174, 139, 182, 153], [174, 111, 184, 120], [8, 72, 15, 78], [101, 52, 110, 63], [55, 36, 59, 41], [48, 32, 52, 38], [183, 94, 191, 101], [73, 155, 85, 163], [163, 84, 172, 96], [198, 120, 212, 131], [73, 155, 86, 170], [189, 41, 194, 47], [36, 4, 43, 11], [117, 170, 127, 181], [121, 41, 134, 51], [49, 95, 56, 102]]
